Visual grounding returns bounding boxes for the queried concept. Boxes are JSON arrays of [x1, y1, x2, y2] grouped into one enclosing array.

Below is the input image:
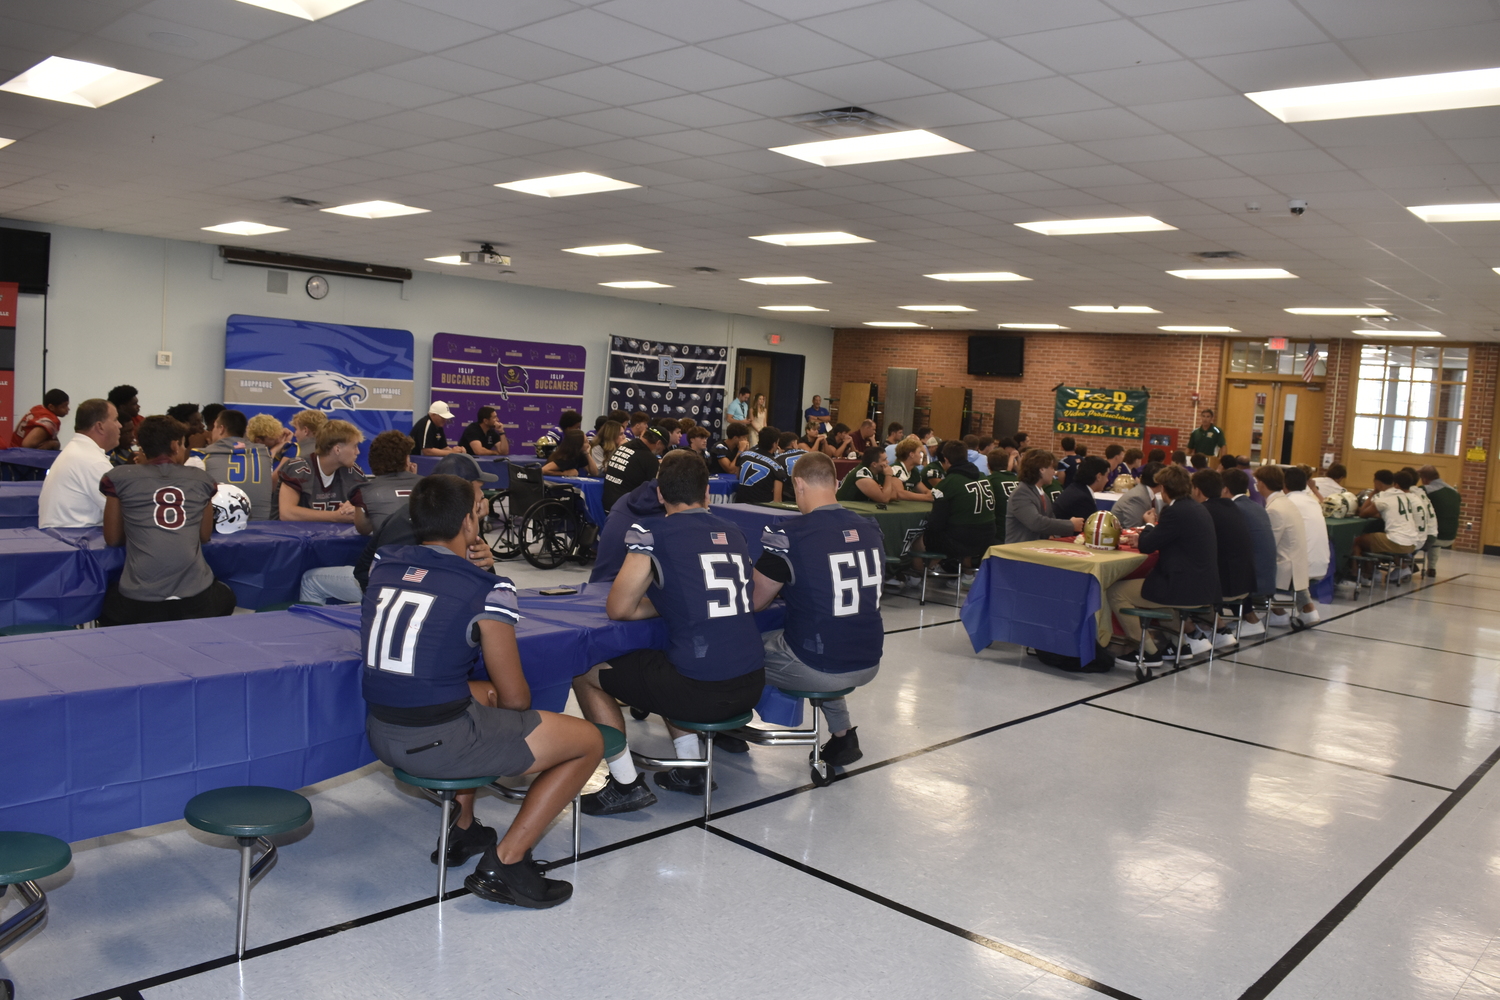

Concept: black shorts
[[601, 648, 765, 723], [99, 580, 238, 627], [366, 701, 541, 780], [926, 522, 996, 560]]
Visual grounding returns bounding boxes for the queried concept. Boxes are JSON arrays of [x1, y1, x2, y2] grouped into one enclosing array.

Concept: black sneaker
[[579, 774, 657, 816], [653, 767, 716, 795], [430, 816, 497, 867], [464, 848, 572, 909], [713, 733, 748, 754], [1116, 648, 1164, 670], [816, 728, 862, 767]]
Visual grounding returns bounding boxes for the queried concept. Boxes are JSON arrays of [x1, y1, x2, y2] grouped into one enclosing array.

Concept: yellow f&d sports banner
[[1053, 386, 1150, 439]]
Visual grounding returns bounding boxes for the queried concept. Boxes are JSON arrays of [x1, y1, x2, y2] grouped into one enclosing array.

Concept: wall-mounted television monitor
[[967, 335, 1024, 377]]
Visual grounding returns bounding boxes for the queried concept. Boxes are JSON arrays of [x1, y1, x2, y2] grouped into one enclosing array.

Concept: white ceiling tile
[[327, 72, 455, 109], [478, 84, 609, 117], [379, 57, 521, 94], [594, 0, 783, 43], [964, 77, 1112, 117], [744, 0, 885, 18], [448, 130, 561, 157], [563, 107, 681, 137], [701, 24, 870, 76], [444, 33, 598, 81], [704, 79, 841, 116], [97, 13, 257, 62], [400, 0, 581, 32], [1077, 135, 1207, 162], [1340, 21, 1500, 78], [1194, 43, 1365, 92], [627, 95, 760, 128], [1137, 0, 1328, 58], [1000, 144, 1108, 170], [280, 88, 404, 122], [368, 110, 486, 139], [789, 62, 945, 104], [1178, 123, 1315, 156], [1295, 0, 1498, 40], [1005, 20, 1182, 74], [567, 137, 692, 165], [172, 64, 306, 103], [887, 41, 1051, 90], [864, 92, 1006, 127], [545, 67, 687, 104], [614, 47, 770, 91], [1024, 108, 1162, 142], [512, 9, 681, 62], [1131, 157, 1247, 183], [642, 130, 754, 155], [425, 97, 545, 129], [1074, 61, 1235, 106], [939, 119, 1059, 151], [1130, 95, 1273, 132], [265, 23, 424, 70], [800, 1, 986, 58], [324, 0, 492, 53], [238, 101, 352, 133], [926, 0, 1119, 35], [1219, 149, 1350, 175], [506, 118, 624, 146], [1358, 164, 1483, 190]]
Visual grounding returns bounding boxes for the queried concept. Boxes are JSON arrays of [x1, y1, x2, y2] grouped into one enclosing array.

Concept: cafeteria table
[[411, 454, 543, 487], [0, 448, 58, 481], [0, 482, 42, 528], [753, 498, 930, 558], [961, 540, 1148, 663]]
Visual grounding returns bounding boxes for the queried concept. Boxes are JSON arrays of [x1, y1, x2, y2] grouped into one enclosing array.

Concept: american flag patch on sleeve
[[709, 532, 727, 545], [843, 529, 860, 542], [402, 567, 428, 583]]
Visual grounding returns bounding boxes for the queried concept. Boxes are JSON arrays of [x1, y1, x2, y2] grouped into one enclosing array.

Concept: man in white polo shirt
[[39, 398, 120, 529]]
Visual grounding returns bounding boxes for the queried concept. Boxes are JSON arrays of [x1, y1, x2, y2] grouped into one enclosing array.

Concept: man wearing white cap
[[411, 401, 464, 457]]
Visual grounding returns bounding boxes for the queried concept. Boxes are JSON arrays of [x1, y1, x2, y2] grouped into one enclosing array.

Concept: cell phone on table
[[538, 587, 578, 596]]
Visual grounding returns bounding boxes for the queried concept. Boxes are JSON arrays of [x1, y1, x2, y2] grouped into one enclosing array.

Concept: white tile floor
[[7, 553, 1500, 1000]]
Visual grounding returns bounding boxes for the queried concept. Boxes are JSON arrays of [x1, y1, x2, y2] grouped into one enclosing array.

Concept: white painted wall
[[3, 220, 833, 443]]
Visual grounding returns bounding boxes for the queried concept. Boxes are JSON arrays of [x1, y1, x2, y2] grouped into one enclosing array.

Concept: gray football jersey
[[279, 457, 368, 511], [202, 437, 276, 520], [351, 471, 421, 531], [100, 462, 217, 602]]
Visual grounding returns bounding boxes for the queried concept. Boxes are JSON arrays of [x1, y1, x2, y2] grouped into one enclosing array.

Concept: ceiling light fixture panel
[[320, 200, 429, 219], [769, 129, 974, 167], [749, 232, 873, 246], [1407, 203, 1500, 223], [601, 281, 673, 288], [925, 272, 1030, 282], [1167, 268, 1296, 279], [0, 56, 160, 108], [1070, 305, 1160, 314], [561, 244, 660, 256], [1354, 330, 1443, 338], [1159, 325, 1240, 333], [899, 305, 975, 313], [1285, 307, 1390, 315], [1000, 323, 1067, 330], [496, 172, 640, 197], [425, 255, 469, 265], [1246, 67, 1500, 123], [203, 222, 287, 236], [0, 138, 14, 151], [865, 321, 929, 328], [1017, 216, 1175, 236], [760, 305, 827, 311], [740, 276, 828, 285], [232, 0, 368, 19]]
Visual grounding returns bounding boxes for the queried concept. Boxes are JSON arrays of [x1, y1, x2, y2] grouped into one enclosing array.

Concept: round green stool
[[391, 771, 496, 900], [0, 831, 71, 988], [734, 689, 857, 787], [1120, 607, 1176, 681], [184, 787, 311, 959], [632, 712, 753, 822]]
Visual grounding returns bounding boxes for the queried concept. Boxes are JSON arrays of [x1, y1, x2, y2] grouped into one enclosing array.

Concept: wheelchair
[[482, 462, 597, 570]]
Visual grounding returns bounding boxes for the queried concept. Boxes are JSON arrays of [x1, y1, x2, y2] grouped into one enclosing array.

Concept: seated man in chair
[[361, 474, 602, 909], [572, 450, 766, 815], [752, 452, 884, 768]]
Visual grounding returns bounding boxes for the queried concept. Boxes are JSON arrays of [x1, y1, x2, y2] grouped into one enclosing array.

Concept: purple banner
[[431, 333, 586, 452]]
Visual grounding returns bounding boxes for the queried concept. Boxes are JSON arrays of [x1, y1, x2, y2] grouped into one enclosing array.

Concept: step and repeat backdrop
[[607, 336, 728, 437], [431, 333, 585, 453]]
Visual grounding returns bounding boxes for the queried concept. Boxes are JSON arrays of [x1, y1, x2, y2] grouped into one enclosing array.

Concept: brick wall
[[828, 329, 1226, 458], [1321, 338, 1355, 465], [1457, 343, 1498, 552]]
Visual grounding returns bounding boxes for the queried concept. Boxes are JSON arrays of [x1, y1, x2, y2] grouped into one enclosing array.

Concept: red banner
[[0, 281, 16, 445], [0, 281, 15, 328]]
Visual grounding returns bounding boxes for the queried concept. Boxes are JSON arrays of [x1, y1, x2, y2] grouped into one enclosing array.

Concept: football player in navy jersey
[[735, 426, 787, 504], [752, 452, 884, 767], [572, 450, 766, 814], [774, 431, 804, 503], [361, 475, 603, 908]]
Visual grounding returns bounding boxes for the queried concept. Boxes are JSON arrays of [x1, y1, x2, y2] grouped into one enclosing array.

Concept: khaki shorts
[[1364, 532, 1415, 555]]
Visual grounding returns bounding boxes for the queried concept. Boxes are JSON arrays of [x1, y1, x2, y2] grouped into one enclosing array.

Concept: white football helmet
[[212, 483, 251, 534]]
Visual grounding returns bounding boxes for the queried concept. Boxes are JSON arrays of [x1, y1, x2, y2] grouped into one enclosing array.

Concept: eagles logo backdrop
[[223, 314, 414, 469], [431, 333, 585, 452], [607, 336, 727, 436]]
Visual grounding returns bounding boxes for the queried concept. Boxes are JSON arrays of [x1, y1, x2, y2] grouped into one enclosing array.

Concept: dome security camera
[[1289, 199, 1308, 216]]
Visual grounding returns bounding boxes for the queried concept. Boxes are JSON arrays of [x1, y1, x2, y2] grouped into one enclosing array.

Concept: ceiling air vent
[[1187, 250, 1249, 261], [278, 196, 322, 207], [780, 107, 903, 137]]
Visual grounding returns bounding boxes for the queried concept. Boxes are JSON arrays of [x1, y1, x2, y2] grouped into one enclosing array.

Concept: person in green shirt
[[923, 440, 996, 582], [1418, 465, 1461, 576], [1187, 408, 1225, 457], [837, 447, 899, 503], [891, 437, 934, 502]]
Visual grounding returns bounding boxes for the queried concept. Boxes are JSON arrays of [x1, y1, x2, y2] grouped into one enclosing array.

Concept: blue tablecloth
[[0, 585, 788, 843], [709, 473, 737, 502], [0, 448, 57, 481], [0, 482, 42, 528], [546, 476, 606, 526], [960, 555, 1105, 663], [0, 523, 367, 626]]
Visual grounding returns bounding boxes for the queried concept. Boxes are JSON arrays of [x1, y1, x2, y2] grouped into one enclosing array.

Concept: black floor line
[[1236, 737, 1500, 1000], [705, 827, 1146, 1000], [1086, 703, 1455, 792], [1233, 660, 1500, 715], [1408, 594, 1500, 612], [883, 618, 962, 635], [1288, 628, 1500, 662], [68, 567, 1484, 1000]]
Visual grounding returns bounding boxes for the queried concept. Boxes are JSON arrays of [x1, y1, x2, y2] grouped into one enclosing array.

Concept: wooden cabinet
[[929, 387, 970, 442]]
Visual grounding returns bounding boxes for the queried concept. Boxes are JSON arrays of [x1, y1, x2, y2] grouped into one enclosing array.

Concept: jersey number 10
[[366, 588, 436, 674]]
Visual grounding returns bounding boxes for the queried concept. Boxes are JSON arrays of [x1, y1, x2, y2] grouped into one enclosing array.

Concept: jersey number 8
[[152, 486, 188, 529]]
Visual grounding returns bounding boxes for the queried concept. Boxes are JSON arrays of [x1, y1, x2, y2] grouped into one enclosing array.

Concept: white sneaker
[[1238, 619, 1266, 637], [1267, 610, 1292, 627], [1184, 634, 1213, 656], [1395, 568, 1413, 585], [1212, 630, 1239, 649], [959, 572, 976, 587], [1295, 607, 1321, 625]]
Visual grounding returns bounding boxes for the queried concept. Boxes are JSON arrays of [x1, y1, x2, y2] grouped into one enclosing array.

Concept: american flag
[[843, 529, 860, 542], [1302, 342, 1319, 383], [402, 567, 428, 583], [709, 532, 727, 545]]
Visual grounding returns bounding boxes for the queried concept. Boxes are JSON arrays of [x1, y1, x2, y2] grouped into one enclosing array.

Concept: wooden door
[[1276, 383, 1325, 468], [1221, 383, 1262, 461], [837, 381, 875, 426], [734, 351, 774, 417], [929, 386, 968, 441]]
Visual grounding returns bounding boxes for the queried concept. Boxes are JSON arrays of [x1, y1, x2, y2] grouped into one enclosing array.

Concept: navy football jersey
[[774, 450, 806, 502], [757, 505, 884, 673], [735, 449, 784, 504], [361, 544, 520, 709], [623, 509, 763, 681]]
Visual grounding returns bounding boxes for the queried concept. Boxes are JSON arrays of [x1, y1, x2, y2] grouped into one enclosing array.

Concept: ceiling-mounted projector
[[462, 243, 510, 265]]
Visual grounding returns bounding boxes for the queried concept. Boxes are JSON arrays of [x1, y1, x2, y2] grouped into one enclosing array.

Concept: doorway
[[1222, 381, 1326, 466], [734, 350, 774, 425]]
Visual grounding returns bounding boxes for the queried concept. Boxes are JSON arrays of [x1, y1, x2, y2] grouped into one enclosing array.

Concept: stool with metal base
[[734, 688, 856, 787], [392, 771, 497, 899], [486, 727, 621, 867], [1120, 608, 1175, 681], [183, 787, 311, 959], [632, 712, 752, 821], [913, 551, 962, 606], [0, 831, 71, 999]]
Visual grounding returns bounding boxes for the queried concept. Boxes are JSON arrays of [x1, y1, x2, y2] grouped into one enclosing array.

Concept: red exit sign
[[1267, 337, 1287, 350]]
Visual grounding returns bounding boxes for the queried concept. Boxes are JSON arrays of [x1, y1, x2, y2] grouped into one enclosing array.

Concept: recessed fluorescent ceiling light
[[0, 138, 14, 151], [925, 272, 1030, 282], [601, 281, 673, 289], [760, 305, 827, 312], [202, 221, 287, 236], [231, 0, 367, 19], [1168, 268, 1297, 279], [769, 129, 974, 167], [750, 232, 872, 246], [741, 276, 828, 285], [1070, 305, 1160, 314], [1245, 67, 1500, 123], [1406, 203, 1500, 223], [899, 305, 975, 313], [865, 321, 929, 328], [1285, 307, 1391, 316], [0, 56, 160, 108], [1016, 216, 1175, 236], [425, 255, 468, 265], [496, 172, 639, 198], [1354, 330, 1443, 338], [562, 244, 660, 256], [1000, 323, 1068, 330], [1160, 325, 1240, 333], [320, 200, 428, 219]]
